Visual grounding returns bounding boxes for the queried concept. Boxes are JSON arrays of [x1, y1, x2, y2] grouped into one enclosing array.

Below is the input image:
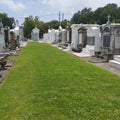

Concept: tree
[[61, 19, 70, 28], [71, 12, 82, 24], [71, 3, 120, 25], [23, 15, 48, 38], [81, 7, 92, 16], [0, 13, 14, 28], [23, 16, 35, 38], [93, 8, 103, 24], [38, 21, 47, 38], [47, 20, 59, 29], [71, 7, 93, 24], [33, 16, 40, 27]]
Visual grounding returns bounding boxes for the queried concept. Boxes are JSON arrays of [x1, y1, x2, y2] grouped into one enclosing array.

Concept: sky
[[0, 0, 120, 25]]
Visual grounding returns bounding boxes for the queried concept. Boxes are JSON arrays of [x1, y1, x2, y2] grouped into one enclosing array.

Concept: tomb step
[[82, 48, 95, 56], [109, 60, 120, 69], [114, 55, 120, 62]]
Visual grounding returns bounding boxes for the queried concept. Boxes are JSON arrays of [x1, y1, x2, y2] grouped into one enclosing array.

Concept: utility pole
[[59, 12, 61, 24], [107, 14, 111, 24], [62, 13, 64, 21]]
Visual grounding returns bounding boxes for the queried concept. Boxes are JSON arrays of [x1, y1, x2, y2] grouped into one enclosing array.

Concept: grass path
[[0, 42, 120, 120]]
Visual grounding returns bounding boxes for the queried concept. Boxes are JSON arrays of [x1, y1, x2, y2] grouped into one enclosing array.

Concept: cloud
[[42, 0, 76, 13], [42, 0, 120, 14], [0, 0, 26, 11]]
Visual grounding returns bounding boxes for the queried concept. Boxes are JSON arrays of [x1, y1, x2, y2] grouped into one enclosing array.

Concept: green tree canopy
[[23, 16, 48, 38], [23, 16, 35, 38], [71, 3, 120, 24], [46, 19, 68, 29], [0, 13, 14, 28], [71, 8, 93, 24]]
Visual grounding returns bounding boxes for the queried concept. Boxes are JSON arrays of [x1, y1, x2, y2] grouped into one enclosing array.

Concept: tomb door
[[103, 35, 110, 47]]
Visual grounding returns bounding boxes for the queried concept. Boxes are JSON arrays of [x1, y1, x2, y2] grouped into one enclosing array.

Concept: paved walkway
[[94, 62, 120, 76], [80, 57, 120, 76]]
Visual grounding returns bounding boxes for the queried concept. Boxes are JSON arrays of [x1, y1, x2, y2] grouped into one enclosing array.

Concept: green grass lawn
[[0, 42, 120, 120]]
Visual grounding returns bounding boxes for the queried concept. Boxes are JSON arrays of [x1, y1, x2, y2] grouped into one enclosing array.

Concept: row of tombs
[[0, 20, 25, 76], [0, 20, 24, 53], [43, 22, 120, 63]]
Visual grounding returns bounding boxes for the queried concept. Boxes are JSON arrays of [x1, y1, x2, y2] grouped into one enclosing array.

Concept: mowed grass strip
[[0, 42, 120, 120]]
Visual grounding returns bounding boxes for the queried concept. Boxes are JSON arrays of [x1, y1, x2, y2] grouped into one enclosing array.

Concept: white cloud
[[42, 0, 120, 14], [0, 0, 26, 11]]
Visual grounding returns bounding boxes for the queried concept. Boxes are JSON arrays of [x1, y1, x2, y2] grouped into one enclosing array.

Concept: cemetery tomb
[[10, 20, 24, 48], [43, 33, 49, 42], [71, 24, 82, 51], [51, 29, 59, 43], [100, 23, 120, 60], [4, 27, 10, 48], [31, 27, 40, 41], [71, 24, 100, 53], [0, 28, 5, 52], [58, 25, 63, 43], [48, 28, 52, 42], [66, 25, 71, 43], [62, 29, 67, 42], [82, 25, 101, 56]]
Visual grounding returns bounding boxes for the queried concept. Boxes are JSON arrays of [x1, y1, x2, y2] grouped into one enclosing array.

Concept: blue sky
[[0, 0, 120, 25]]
